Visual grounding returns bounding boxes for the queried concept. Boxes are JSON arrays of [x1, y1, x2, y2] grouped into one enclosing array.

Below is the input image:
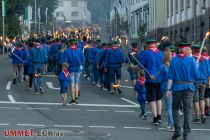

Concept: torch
[[197, 32, 210, 64]]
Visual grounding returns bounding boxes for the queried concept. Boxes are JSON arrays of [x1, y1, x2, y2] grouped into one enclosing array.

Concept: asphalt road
[[0, 57, 210, 140]]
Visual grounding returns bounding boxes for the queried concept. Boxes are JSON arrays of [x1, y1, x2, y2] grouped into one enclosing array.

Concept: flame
[[112, 84, 120, 88], [205, 32, 210, 39], [13, 37, 16, 43], [126, 37, 128, 45], [0, 36, 2, 40], [118, 38, 122, 44], [161, 36, 167, 41]]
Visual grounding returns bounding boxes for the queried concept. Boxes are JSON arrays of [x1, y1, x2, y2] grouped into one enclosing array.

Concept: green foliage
[[0, 0, 58, 37], [137, 20, 147, 44]]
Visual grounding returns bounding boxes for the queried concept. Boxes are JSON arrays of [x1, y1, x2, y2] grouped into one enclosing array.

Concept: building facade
[[55, 0, 91, 26], [165, 0, 210, 44], [110, 0, 149, 38]]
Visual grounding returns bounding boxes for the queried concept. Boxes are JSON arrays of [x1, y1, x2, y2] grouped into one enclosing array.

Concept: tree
[[137, 20, 147, 46]]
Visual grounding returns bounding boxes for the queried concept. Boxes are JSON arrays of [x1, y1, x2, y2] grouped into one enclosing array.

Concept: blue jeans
[[172, 90, 193, 136], [139, 100, 146, 114], [89, 63, 99, 83], [163, 93, 173, 127], [33, 64, 44, 92]]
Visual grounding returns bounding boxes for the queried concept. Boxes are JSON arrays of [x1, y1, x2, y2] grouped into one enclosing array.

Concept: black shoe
[[69, 100, 75, 104], [192, 118, 201, 124], [201, 115, 206, 123], [39, 87, 44, 95], [153, 117, 159, 126], [157, 115, 162, 124], [75, 100, 79, 104], [118, 89, 122, 94], [172, 133, 181, 139], [13, 78, 16, 84]]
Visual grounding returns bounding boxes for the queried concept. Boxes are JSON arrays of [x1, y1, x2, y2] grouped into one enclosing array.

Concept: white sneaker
[[35, 92, 39, 95], [96, 84, 100, 87]]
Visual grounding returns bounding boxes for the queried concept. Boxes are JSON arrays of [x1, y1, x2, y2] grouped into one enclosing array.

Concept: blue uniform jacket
[[105, 48, 125, 68], [57, 50, 66, 65], [88, 47, 99, 63], [134, 81, 146, 101], [168, 56, 200, 92], [158, 64, 170, 93], [49, 43, 59, 57], [41, 44, 49, 57], [95, 48, 108, 67], [30, 46, 48, 64], [78, 41, 85, 50], [59, 71, 71, 88], [193, 57, 210, 83], [12, 47, 27, 64], [140, 50, 163, 83], [64, 47, 85, 72]]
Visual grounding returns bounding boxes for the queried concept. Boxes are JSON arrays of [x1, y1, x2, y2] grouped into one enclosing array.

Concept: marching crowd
[[8, 30, 210, 140]]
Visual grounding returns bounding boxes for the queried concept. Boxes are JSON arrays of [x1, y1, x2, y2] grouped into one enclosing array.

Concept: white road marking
[[27, 108, 50, 110], [120, 86, 134, 89], [121, 98, 139, 106], [46, 82, 60, 90], [124, 127, 152, 130], [192, 129, 210, 131], [17, 124, 45, 127], [159, 128, 166, 130], [54, 125, 83, 128], [0, 123, 10, 126], [6, 81, 12, 90], [86, 110, 108, 112], [60, 109, 81, 111], [89, 126, 115, 129], [8, 95, 16, 103], [0, 106, 21, 110], [114, 110, 135, 113], [0, 101, 139, 108]]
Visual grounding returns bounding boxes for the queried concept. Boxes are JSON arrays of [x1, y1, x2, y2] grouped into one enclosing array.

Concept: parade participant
[[25, 39, 34, 91], [159, 52, 174, 132], [49, 39, 59, 74], [11, 41, 27, 84], [96, 42, 108, 88], [126, 42, 139, 95], [30, 40, 48, 95], [191, 44, 210, 124], [57, 43, 67, 75], [88, 41, 99, 85], [41, 38, 49, 74], [59, 62, 71, 106], [134, 70, 147, 120], [139, 39, 163, 125], [105, 40, 125, 94], [64, 38, 84, 104], [166, 43, 200, 140], [202, 47, 210, 116], [169, 45, 176, 57]]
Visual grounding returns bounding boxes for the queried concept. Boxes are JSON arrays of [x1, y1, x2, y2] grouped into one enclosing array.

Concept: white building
[[55, 0, 91, 26], [164, 0, 210, 43], [110, 0, 149, 38]]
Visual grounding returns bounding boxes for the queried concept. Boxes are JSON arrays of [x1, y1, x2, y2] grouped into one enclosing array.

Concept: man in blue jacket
[[88, 41, 99, 85], [139, 39, 163, 125], [166, 43, 200, 140], [191, 44, 210, 124], [11, 41, 27, 84], [30, 41, 48, 95], [105, 40, 124, 94], [64, 38, 84, 104]]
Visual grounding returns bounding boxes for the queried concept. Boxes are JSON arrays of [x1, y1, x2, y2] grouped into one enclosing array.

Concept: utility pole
[[45, 7, 48, 30], [2, 0, 5, 55], [35, 0, 37, 33], [193, 0, 197, 42], [38, 7, 40, 33]]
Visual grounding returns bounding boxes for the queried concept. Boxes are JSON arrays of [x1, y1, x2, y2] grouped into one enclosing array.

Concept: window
[[186, 0, 190, 7], [181, 0, 184, 10], [171, 0, 173, 15], [167, 0, 169, 17], [175, 0, 178, 12], [71, 1, 78, 7], [71, 11, 78, 17]]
